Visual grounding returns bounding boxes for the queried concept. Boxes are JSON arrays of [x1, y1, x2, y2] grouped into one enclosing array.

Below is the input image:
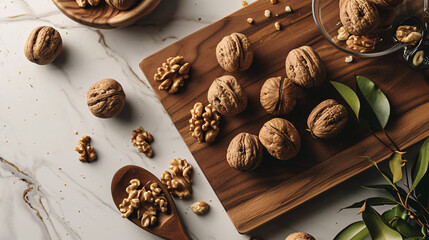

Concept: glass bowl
[[312, 0, 427, 57]]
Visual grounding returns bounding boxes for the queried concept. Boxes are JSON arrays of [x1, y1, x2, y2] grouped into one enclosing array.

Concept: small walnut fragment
[[75, 136, 96, 162], [161, 158, 193, 199], [154, 56, 190, 94], [190, 201, 210, 215], [396, 25, 422, 45], [189, 102, 221, 143], [119, 179, 169, 228], [337, 26, 350, 41], [346, 35, 381, 53], [75, 0, 100, 8], [131, 126, 154, 157]]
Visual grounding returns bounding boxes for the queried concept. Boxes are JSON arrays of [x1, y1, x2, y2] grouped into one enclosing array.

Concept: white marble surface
[[0, 0, 425, 239]]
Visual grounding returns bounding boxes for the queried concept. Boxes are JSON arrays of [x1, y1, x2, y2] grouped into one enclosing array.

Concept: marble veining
[[0, 0, 424, 239]]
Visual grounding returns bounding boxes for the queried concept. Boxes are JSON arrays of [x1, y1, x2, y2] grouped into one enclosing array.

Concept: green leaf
[[368, 158, 398, 191], [334, 221, 369, 240], [356, 76, 390, 129], [342, 197, 398, 210], [411, 137, 429, 192], [362, 205, 402, 240], [389, 151, 407, 183], [394, 219, 423, 238], [330, 81, 360, 119], [382, 205, 408, 222]]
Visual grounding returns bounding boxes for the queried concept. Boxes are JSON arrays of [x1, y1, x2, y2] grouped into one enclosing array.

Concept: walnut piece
[[189, 102, 221, 143], [285, 232, 316, 240], [161, 158, 193, 199], [190, 201, 210, 215], [307, 99, 348, 139], [154, 56, 190, 94], [346, 35, 380, 53], [131, 126, 154, 157], [216, 33, 254, 72], [105, 0, 138, 10], [75, 0, 101, 7], [396, 25, 422, 45], [413, 50, 425, 67], [119, 180, 168, 228], [87, 79, 126, 118], [75, 136, 96, 162], [24, 26, 62, 65], [337, 26, 350, 41]]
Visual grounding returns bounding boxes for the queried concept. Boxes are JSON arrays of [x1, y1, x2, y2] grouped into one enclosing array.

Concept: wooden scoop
[[111, 165, 190, 240]]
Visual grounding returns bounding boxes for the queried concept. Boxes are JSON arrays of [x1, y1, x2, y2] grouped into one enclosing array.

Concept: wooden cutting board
[[140, 0, 429, 233]]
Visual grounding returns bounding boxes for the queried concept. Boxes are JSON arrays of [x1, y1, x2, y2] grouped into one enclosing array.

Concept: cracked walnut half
[[161, 158, 193, 199], [154, 56, 190, 94], [75, 136, 96, 162], [189, 102, 221, 143], [131, 126, 154, 157]]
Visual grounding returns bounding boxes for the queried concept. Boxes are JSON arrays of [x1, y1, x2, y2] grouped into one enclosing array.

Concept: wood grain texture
[[52, 0, 161, 29], [140, 0, 429, 233]]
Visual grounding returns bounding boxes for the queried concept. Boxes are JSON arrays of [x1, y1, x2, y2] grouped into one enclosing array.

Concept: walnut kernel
[[131, 126, 154, 157], [396, 25, 422, 45], [337, 26, 350, 41], [190, 201, 210, 215], [154, 56, 190, 94], [413, 50, 424, 67], [346, 35, 380, 53], [75, 136, 96, 162], [75, 0, 100, 7], [161, 158, 193, 199], [189, 102, 221, 143]]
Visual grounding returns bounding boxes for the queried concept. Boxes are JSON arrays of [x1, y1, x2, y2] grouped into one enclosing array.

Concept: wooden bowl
[[52, 0, 161, 29]]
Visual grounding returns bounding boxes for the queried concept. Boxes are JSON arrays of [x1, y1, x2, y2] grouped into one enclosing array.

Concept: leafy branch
[[331, 76, 429, 240]]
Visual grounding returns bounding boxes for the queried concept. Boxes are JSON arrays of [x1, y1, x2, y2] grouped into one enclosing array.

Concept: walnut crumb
[[247, 18, 254, 24], [270, 0, 278, 4], [285, 6, 292, 12], [345, 55, 353, 63], [264, 10, 271, 18], [274, 22, 281, 30], [241, 0, 248, 6]]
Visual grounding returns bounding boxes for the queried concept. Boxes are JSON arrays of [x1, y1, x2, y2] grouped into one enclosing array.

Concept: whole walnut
[[24, 26, 62, 65], [307, 99, 348, 139], [340, 0, 380, 35], [87, 79, 126, 118], [259, 118, 301, 161], [285, 232, 316, 240], [216, 33, 254, 72], [207, 75, 248, 116], [260, 77, 297, 116], [285, 46, 326, 88], [105, 0, 138, 10], [226, 133, 263, 171]]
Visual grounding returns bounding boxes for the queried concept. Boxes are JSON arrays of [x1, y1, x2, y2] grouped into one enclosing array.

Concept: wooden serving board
[[140, 0, 429, 233]]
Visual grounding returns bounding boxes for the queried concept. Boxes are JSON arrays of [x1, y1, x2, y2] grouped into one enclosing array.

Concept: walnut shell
[[340, 0, 380, 35], [260, 77, 297, 116], [307, 99, 348, 139], [285, 46, 326, 88], [259, 118, 301, 161], [216, 33, 254, 72], [227, 133, 263, 171], [285, 232, 316, 240], [87, 79, 126, 118], [207, 75, 248, 116], [105, 0, 138, 10], [24, 26, 62, 65]]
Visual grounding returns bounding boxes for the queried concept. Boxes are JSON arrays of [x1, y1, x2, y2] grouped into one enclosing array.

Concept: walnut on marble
[[160, 158, 193, 199], [190, 201, 210, 215], [154, 56, 191, 94], [24, 26, 62, 65], [189, 102, 221, 143], [131, 126, 154, 157], [75, 136, 97, 162]]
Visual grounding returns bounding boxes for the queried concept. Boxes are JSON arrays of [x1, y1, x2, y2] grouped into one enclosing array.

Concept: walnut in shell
[[24, 26, 62, 65], [285, 232, 316, 240], [87, 79, 126, 118], [307, 99, 348, 139], [285, 46, 326, 88], [226, 133, 264, 171], [105, 0, 138, 10], [260, 77, 297, 116], [207, 75, 248, 116], [259, 118, 301, 161], [340, 0, 380, 35], [161, 158, 193, 199], [216, 33, 254, 72]]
